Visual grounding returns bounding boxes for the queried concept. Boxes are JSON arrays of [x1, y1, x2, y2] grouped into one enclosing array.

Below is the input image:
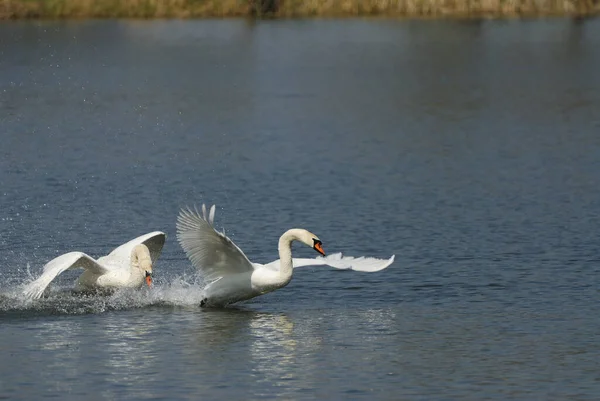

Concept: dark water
[[1, 18, 600, 400]]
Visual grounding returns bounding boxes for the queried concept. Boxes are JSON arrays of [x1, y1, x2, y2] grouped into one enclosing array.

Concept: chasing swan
[[23, 231, 166, 299], [176, 205, 394, 307]]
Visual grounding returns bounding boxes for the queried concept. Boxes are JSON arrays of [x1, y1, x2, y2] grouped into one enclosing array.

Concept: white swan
[[23, 231, 166, 299], [176, 205, 394, 307]]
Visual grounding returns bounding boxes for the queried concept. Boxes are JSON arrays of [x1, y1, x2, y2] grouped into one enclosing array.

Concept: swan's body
[[176, 205, 394, 307], [23, 231, 166, 299]]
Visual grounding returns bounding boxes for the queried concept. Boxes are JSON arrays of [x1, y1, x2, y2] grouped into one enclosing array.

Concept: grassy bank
[[1, 0, 598, 19]]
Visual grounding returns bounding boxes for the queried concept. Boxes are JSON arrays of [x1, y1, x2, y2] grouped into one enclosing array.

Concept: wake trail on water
[[0, 272, 209, 315]]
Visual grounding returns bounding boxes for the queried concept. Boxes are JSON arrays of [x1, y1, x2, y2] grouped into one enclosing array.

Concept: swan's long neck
[[277, 229, 305, 285], [131, 244, 151, 275]]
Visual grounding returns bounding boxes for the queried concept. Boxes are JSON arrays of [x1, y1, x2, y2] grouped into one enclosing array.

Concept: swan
[[176, 205, 394, 307], [23, 231, 166, 299]]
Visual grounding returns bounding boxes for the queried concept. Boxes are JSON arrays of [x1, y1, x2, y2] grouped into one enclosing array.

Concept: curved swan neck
[[277, 229, 306, 282], [131, 244, 152, 272]]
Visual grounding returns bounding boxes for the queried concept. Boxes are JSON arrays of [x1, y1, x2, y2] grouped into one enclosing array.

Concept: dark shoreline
[[1, 0, 599, 20]]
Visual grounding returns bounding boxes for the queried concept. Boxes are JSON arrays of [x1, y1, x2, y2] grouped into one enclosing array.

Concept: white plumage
[[176, 204, 394, 307], [263, 252, 395, 273], [23, 231, 165, 299]]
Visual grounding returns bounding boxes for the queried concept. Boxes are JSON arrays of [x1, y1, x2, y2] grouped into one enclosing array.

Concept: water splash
[[0, 275, 207, 316]]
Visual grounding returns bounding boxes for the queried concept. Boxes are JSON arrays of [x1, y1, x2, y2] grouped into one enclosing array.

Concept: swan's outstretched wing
[[176, 205, 254, 282], [106, 231, 166, 265], [23, 252, 108, 299], [263, 252, 395, 273]]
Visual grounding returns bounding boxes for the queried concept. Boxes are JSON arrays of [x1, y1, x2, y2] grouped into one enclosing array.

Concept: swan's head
[[131, 244, 153, 287], [299, 229, 326, 256], [312, 238, 325, 256]]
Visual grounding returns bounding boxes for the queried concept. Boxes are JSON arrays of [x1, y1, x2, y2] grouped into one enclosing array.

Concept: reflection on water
[[2, 279, 403, 396], [188, 307, 264, 348], [248, 313, 297, 394], [98, 315, 160, 400], [28, 319, 84, 395]]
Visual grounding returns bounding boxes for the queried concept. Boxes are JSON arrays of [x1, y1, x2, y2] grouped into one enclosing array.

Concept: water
[[1, 18, 600, 400]]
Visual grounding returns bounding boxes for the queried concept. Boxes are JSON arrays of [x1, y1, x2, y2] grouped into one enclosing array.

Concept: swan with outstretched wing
[[176, 204, 394, 307], [23, 231, 165, 299], [262, 252, 394, 273]]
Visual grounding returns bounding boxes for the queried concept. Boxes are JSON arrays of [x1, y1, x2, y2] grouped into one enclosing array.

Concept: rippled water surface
[[1, 18, 600, 400]]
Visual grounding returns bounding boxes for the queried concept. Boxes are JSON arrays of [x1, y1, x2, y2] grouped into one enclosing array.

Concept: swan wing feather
[[106, 231, 166, 265], [264, 252, 395, 273], [23, 252, 107, 299], [176, 205, 254, 282]]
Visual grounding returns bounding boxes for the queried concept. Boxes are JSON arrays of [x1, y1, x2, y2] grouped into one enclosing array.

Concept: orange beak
[[314, 242, 325, 256], [145, 272, 153, 287]]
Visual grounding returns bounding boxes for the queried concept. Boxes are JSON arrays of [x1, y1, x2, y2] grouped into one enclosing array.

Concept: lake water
[[1, 18, 600, 400]]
